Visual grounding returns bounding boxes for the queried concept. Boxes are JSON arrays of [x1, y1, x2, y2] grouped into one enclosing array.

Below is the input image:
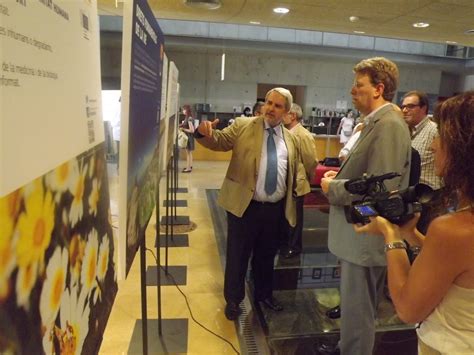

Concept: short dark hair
[[403, 90, 429, 113], [353, 57, 399, 102], [253, 101, 264, 115], [433, 91, 474, 201]]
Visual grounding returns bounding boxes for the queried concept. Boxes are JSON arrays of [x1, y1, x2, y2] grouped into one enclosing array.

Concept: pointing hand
[[198, 119, 220, 137]]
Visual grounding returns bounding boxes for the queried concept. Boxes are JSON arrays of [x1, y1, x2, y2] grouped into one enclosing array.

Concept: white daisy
[[46, 160, 76, 202], [81, 229, 98, 300], [68, 163, 88, 227], [88, 154, 95, 178], [88, 179, 100, 217], [97, 234, 109, 283], [15, 261, 38, 309], [40, 247, 68, 327], [53, 285, 90, 355]]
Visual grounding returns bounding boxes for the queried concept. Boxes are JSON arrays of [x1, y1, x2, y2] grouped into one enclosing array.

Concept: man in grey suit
[[321, 57, 412, 354]]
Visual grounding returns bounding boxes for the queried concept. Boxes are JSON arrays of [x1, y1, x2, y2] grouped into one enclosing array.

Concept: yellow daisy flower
[[0, 191, 21, 301], [15, 181, 55, 308], [16, 182, 55, 269]]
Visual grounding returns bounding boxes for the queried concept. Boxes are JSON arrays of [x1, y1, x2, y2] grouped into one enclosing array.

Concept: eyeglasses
[[400, 103, 421, 110]]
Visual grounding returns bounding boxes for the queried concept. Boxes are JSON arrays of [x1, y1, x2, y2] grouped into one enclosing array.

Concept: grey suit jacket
[[196, 116, 299, 226], [327, 104, 412, 266]]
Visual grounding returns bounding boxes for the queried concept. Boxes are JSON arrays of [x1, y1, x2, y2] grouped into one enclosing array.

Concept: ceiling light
[[413, 22, 430, 28], [465, 29, 474, 34], [183, 0, 221, 10], [349, 16, 359, 23], [353, 30, 365, 34], [446, 40, 457, 44], [273, 7, 289, 14], [249, 21, 261, 25]]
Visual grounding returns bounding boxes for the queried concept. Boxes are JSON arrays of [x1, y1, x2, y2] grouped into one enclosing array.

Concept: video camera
[[344, 172, 434, 225]]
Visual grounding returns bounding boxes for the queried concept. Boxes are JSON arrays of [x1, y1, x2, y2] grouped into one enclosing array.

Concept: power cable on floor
[[146, 248, 240, 355]]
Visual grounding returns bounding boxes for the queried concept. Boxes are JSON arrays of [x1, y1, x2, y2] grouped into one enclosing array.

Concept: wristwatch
[[384, 241, 406, 252]]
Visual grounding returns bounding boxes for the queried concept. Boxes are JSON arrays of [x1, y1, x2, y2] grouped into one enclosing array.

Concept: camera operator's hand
[[353, 216, 401, 242]]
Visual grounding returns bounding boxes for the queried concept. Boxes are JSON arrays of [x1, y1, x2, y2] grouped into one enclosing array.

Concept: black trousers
[[224, 199, 284, 304], [281, 195, 305, 252]]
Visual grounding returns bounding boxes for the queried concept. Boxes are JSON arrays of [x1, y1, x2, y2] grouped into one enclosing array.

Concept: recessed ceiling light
[[353, 30, 365, 34], [465, 29, 474, 35], [413, 22, 430, 28], [273, 7, 289, 14], [249, 21, 261, 25], [446, 40, 457, 44], [349, 16, 359, 22], [183, 0, 221, 10]]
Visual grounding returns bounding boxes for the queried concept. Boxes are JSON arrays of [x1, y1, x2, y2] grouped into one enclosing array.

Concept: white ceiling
[[98, 0, 474, 47]]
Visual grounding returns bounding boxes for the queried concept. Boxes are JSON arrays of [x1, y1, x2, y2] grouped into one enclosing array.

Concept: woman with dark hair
[[354, 91, 474, 354], [180, 104, 195, 173]]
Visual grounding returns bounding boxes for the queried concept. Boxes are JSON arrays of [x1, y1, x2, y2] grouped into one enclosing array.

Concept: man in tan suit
[[281, 103, 318, 258], [195, 88, 299, 320]]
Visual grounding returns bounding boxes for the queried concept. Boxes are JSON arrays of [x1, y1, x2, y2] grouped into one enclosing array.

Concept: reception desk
[[182, 134, 341, 161], [313, 134, 341, 160]]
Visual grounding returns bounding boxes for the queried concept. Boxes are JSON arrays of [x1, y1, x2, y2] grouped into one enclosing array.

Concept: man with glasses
[[321, 57, 411, 354], [400, 91, 442, 190]]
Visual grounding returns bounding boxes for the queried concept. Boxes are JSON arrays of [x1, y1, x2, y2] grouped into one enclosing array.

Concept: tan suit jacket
[[197, 116, 299, 226], [291, 124, 318, 196]]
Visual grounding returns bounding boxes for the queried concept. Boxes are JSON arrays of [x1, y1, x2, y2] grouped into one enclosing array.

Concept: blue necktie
[[265, 127, 278, 195]]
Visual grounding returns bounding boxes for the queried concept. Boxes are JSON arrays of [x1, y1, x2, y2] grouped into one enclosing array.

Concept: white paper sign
[[0, 0, 104, 196]]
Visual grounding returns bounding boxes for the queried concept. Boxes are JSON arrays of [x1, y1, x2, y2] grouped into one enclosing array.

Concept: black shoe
[[224, 302, 241, 320], [315, 342, 340, 355], [326, 305, 341, 319], [282, 248, 301, 259], [259, 297, 283, 311]]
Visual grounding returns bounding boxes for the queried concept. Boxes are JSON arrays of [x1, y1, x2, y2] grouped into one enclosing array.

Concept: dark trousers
[[224, 199, 284, 304], [281, 195, 305, 252]]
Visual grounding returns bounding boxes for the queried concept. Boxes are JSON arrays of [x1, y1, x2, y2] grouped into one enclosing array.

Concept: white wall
[[462, 75, 474, 91], [167, 50, 443, 114]]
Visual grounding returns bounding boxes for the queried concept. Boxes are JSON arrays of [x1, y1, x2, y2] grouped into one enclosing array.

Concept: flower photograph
[[0, 143, 117, 354]]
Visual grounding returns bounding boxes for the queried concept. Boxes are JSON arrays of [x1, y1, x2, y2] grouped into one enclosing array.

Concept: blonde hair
[[353, 57, 399, 102]]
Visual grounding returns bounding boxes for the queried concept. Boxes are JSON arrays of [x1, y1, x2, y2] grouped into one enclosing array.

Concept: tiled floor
[[100, 158, 417, 355], [100, 160, 240, 354]]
